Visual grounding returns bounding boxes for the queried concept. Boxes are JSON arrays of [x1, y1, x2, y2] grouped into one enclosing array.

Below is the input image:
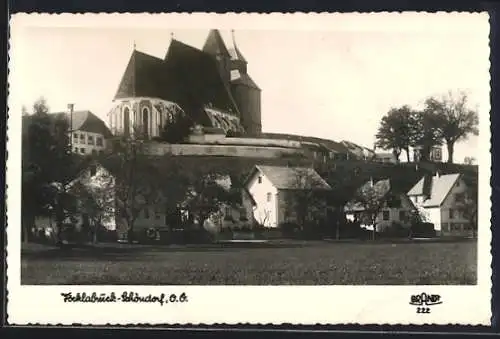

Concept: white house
[[345, 178, 416, 232], [243, 165, 331, 228], [407, 172, 473, 236], [65, 111, 113, 155]]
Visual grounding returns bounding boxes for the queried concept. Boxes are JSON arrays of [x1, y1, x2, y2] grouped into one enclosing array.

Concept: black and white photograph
[[6, 12, 491, 325]]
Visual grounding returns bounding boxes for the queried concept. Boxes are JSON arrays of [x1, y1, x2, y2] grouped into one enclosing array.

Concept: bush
[[411, 222, 436, 238], [279, 222, 300, 237], [379, 221, 410, 239]]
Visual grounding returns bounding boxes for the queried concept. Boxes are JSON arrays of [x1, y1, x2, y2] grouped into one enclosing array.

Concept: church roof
[[113, 39, 241, 128], [114, 50, 165, 100], [202, 29, 231, 58], [164, 39, 239, 115]]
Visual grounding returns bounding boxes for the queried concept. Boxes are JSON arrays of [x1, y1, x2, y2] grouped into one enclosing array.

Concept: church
[[108, 29, 262, 139]]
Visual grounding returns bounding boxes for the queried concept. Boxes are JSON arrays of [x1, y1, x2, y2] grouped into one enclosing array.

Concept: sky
[[9, 13, 490, 162]]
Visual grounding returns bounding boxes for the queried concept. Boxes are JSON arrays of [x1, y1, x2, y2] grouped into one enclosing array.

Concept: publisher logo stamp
[[409, 293, 443, 314]]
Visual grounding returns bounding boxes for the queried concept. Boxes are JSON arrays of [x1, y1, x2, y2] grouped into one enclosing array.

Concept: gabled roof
[[345, 178, 407, 212], [23, 111, 113, 138], [52, 111, 113, 138], [248, 165, 331, 191], [114, 50, 165, 100], [202, 29, 231, 58], [165, 39, 240, 116], [407, 173, 461, 208]]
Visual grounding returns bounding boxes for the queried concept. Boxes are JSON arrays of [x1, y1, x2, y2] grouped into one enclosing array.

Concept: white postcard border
[[6, 12, 492, 326]]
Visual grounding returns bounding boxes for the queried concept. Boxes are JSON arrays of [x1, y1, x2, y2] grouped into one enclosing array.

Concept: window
[[154, 208, 161, 220], [258, 176, 262, 184], [91, 149, 97, 156], [89, 165, 97, 177], [449, 209, 455, 219], [73, 133, 78, 143], [266, 193, 272, 202], [123, 107, 130, 136], [142, 107, 149, 136], [399, 210, 406, 221], [79, 133, 85, 141], [382, 211, 390, 221], [98, 150, 104, 155], [442, 223, 449, 232], [74, 147, 78, 153], [96, 137, 103, 146], [87, 135, 94, 145], [143, 207, 150, 219], [80, 148, 85, 154], [455, 193, 464, 203]]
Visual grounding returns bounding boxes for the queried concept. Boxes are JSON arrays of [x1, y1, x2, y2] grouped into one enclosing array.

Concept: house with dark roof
[[108, 29, 262, 140], [243, 165, 331, 228], [407, 172, 473, 236], [23, 110, 112, 156], [344, 178, 416, 232]]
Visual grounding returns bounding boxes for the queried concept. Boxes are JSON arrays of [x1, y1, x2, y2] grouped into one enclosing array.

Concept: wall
[[246, 170, 278, 227], [71, 130, 107, 155], [144, 142, 306, 159], [109, 97, 184, 138], [186, 136, 302, 149], [439, 177, 471, 236], [374, 193, 415, 231]]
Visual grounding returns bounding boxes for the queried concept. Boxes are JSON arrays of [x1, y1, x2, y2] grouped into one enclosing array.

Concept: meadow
[[21, 239, 477, 285]]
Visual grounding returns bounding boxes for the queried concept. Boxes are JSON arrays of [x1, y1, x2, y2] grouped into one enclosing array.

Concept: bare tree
[[425, 91, 479, 163], [103, 133, 167, 243], [283, 168, 330, 235], [347, 179, 390, 240]]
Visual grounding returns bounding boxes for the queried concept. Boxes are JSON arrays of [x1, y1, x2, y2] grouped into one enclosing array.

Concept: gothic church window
[[142, 107, 149, 137], [123, 107, 130, 136]]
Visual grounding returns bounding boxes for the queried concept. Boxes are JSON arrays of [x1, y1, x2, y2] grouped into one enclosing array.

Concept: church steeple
[[230, 30, 247, 63], [202, 29, 231, 86], [202, 29, 231, 58]]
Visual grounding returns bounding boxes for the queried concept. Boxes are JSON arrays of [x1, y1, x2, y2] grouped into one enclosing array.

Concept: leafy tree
[[409, 109, 443, 162], [375, 105, 414, 162], [159, 114, 194, 143], [22, 97, 75, 243], [424, 91, 479, 163]]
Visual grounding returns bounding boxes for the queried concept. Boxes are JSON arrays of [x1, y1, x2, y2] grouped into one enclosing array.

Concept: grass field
[[21, 239, 477, 285]]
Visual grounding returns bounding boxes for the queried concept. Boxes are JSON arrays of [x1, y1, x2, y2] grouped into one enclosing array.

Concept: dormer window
[[258, 176, 262, 184]]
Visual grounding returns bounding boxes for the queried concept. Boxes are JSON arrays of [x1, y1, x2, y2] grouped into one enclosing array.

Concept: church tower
[[202, 29, 232, 86], [228, 30, 262, 135]]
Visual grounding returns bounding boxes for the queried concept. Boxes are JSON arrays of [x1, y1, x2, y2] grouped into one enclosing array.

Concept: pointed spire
[[202, 29, 230, 58], [229, 29, 247, 63]]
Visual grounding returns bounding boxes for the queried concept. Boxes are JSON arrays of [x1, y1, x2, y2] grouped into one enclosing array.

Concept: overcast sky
[[9, 13, 489, 162]]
